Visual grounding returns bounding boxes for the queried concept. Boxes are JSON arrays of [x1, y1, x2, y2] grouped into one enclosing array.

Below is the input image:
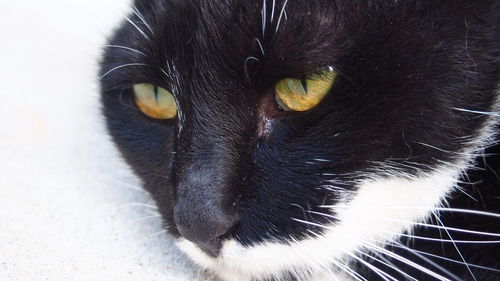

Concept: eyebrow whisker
[[99, 63, 147, 81], [104, 44, 147, 56]]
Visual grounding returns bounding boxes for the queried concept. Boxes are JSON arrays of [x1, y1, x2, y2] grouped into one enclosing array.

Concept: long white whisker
[[104, 44, 147, 56], [148, 229, 167, 239], [392, 242, 500, 274], [362, 215, 500, 238], [307, 209, 499, 239], [131, 6, 154, 34], [270, 0, 276, 22], [329, 262, 367, 281], [275, 0, 289, 33], [353, 257, 394, 281], [297, 212, 500, 242], [142, 209, 161, 216], [355, 248, 419, 281], [99, 63, 147, 81], [322, 205, 500, 219], [254, 38, 265, 56], [123, 14, 151, 40], [118, 202, 158, 209], [453, 107, 500, 117], [431, 211, 477, 281], [432, 207, 500, 218], [416, 141, 476, 157], [261, 0, 266, 37], [373, 239, 464, 281], [110, 178, 146, 192], [374, 230, 500, 244], [293, 218, 455, 281], [361, 242, 452, 281], [127, 214, 162, 225]]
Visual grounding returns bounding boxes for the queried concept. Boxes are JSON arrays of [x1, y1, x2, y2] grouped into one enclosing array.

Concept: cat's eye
[[133, 83, 177, 119], [275, 66, 337, 112]]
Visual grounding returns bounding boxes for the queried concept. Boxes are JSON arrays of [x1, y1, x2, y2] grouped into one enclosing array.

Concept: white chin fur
[[176, 168, 459, 281]]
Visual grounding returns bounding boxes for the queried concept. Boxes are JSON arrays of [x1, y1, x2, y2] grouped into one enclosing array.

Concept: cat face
[[100, 1, 499, 280]]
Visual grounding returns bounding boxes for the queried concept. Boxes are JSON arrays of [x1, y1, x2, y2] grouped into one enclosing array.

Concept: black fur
[[100, 0, 500, 280]]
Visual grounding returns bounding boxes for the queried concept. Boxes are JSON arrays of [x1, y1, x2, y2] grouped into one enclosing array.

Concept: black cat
[[100, 1, 500, 280]]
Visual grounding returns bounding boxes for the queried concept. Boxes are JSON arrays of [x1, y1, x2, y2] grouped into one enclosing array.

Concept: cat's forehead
[[138, 0, 347, 80]]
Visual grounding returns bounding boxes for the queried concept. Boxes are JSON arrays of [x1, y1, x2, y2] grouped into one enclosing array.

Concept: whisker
[[362, 215, 500, 238], [352, 258, 395, 281], [254, 38, 265, 56], [361, 242, 452, 281], [294, 217, 459, 280], [275, 0, 289, 33], [392, 242, 500, 274], [118, 202, 158, 209], [244, 56, 259, 82], [355, 248, 419, 281], [295, 203, 500, 280], [148, 229, 167, 239], [383, 240, 463, 281], [123, 13, 151, 40], [143, 209, 161, 216], [104, 44, 147, 56], [311, 205, 500, 243], [453, 107, 500, 117], [431, 211, 477, 281], [376, 231, 500, 244], [261, 0, 266, 37], [271, 0, 276, 22], [127, 214, 162, 225], [322, 205, 500, 219], [131, 6, 154, 35], [109, 178, 145, 192], [99, 63, 147, 81], [431, 207, 500, 218], [415, 141, 478, 157]]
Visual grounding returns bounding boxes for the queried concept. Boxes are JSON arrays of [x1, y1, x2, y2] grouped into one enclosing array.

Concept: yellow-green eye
[[275, 66, 337, 112], [133, 83, 177, 119]]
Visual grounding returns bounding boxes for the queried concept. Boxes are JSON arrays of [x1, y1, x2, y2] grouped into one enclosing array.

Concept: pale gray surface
[[0, 1, 209, 280]]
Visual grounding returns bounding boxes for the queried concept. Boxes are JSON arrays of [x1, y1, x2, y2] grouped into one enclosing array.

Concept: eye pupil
[[153, 85, 159, 102], [300, 75, 308, 93]]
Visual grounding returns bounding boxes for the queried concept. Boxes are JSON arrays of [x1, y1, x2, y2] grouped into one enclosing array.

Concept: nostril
[[174, 209, 239, 257]]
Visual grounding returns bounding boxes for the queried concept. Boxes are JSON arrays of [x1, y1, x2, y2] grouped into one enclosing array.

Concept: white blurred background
[[0, 1, 207, 280]]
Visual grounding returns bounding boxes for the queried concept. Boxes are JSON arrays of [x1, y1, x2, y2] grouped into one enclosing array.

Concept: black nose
[[174, 205, 238, 257]]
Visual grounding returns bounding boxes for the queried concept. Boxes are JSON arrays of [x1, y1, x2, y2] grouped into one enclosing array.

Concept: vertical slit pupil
[[300, 75, 308, 93], [153, 86, 159, 102]]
